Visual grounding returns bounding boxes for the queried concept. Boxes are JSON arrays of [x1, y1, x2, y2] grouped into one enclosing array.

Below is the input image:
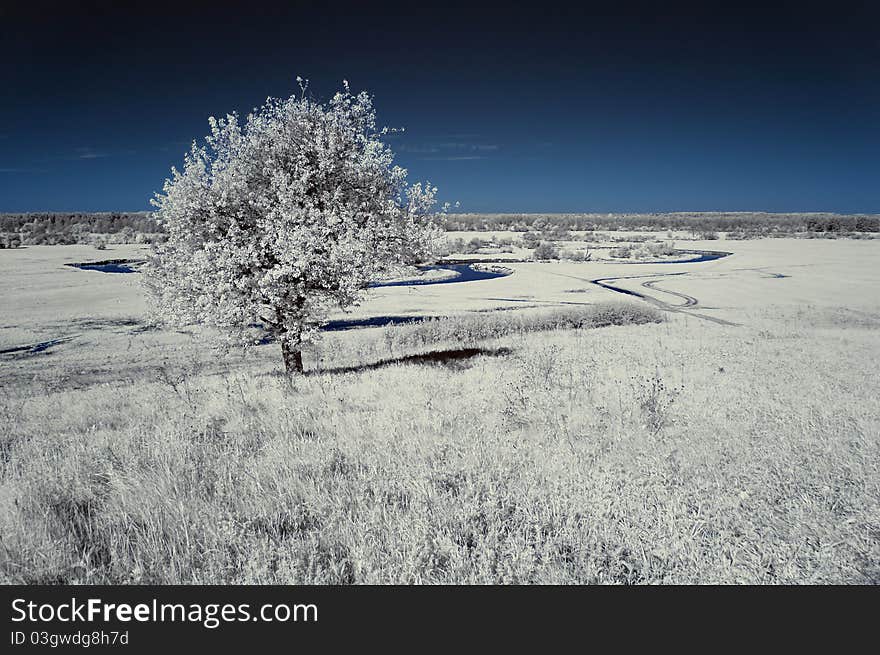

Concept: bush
[[383, 302, 664, 352], [561, 249, 590, 261], [0, 234, 21, 249], [533, 242, 559, 260], [543, 225, 571, 241], [465, 237, 485, 254], [521, 232, 539, 248], [648, 241, 677, 257]]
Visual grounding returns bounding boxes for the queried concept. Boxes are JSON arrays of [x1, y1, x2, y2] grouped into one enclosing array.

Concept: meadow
[[1, 232, 878, 584]]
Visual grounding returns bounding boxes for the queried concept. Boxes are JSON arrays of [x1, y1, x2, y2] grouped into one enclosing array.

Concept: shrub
[[648, 241, 677, 257], [465, 237, 485, 254], [561, 249, 590, 261], [634, 372, 682, 436], [533, 242, 559, 260], [0, 234, 21, 248], [382, 302, 664, 353]]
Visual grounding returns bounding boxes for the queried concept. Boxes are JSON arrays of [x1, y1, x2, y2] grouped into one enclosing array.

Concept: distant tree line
[[2, 210, 878, 249], [443, 212, 880, 234], [803, 215, 880, 233], [0, 212, 162, 247]]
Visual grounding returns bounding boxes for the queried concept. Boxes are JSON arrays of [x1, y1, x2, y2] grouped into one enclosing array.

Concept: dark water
[[369, 264, 511, 287], [64, 261, 509, 284], [323, 315, 443, 331], [624, 249, 731, 264]]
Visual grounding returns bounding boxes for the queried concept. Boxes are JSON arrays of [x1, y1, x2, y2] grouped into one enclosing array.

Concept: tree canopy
[[144, 81, 442, 373]]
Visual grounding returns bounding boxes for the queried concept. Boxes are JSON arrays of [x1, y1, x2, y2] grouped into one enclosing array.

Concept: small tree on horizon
[[144, 80, 443, 374]]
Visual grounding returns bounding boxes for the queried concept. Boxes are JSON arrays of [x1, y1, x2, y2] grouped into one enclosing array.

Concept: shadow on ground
[[70, 317, 159, 334], [309, 346, 514, 375], [0, 336, 76, 356]]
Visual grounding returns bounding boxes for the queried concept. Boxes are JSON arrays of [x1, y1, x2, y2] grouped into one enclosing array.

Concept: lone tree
[[145, 81, 442, 374]]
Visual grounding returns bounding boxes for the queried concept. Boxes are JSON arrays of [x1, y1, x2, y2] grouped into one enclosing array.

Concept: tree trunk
[[281, 337, 304, 375]]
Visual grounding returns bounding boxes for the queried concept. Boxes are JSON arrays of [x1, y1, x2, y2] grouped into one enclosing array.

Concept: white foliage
[[143, 83, 443, 357]]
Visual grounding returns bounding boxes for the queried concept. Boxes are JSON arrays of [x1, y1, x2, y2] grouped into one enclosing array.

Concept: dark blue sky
[[1, 1, 878, 213]]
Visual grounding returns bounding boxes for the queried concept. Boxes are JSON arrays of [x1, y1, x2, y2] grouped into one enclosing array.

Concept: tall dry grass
[[0, 304, 878, 584]]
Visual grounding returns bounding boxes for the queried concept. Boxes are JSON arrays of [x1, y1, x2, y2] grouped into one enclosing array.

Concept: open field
[[1, 236, 879, 583]]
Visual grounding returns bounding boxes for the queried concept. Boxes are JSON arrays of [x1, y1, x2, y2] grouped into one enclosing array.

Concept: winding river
[[370, 264, 511, 287], [53, 249, 738, 336], [64, 250, 731, 291]]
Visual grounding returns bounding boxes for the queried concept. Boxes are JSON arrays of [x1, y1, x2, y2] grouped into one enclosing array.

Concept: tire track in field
[[548, 270, 739, 326], [641, 279, 698, 307], [592, 273, 738, 325]]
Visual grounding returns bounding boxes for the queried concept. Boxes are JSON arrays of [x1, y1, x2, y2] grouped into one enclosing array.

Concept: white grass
[[1, 239, 878, 584]]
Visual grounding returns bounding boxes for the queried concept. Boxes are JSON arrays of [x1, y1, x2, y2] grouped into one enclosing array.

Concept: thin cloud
[[399, 144, 441, 154], [434, 142, 499, 151], [36, 148, 112, 162], [438, 133, 481, 140], [75, 147, 109, 160], [399, 138, 500, 159], [419, 155, 488, 161]]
